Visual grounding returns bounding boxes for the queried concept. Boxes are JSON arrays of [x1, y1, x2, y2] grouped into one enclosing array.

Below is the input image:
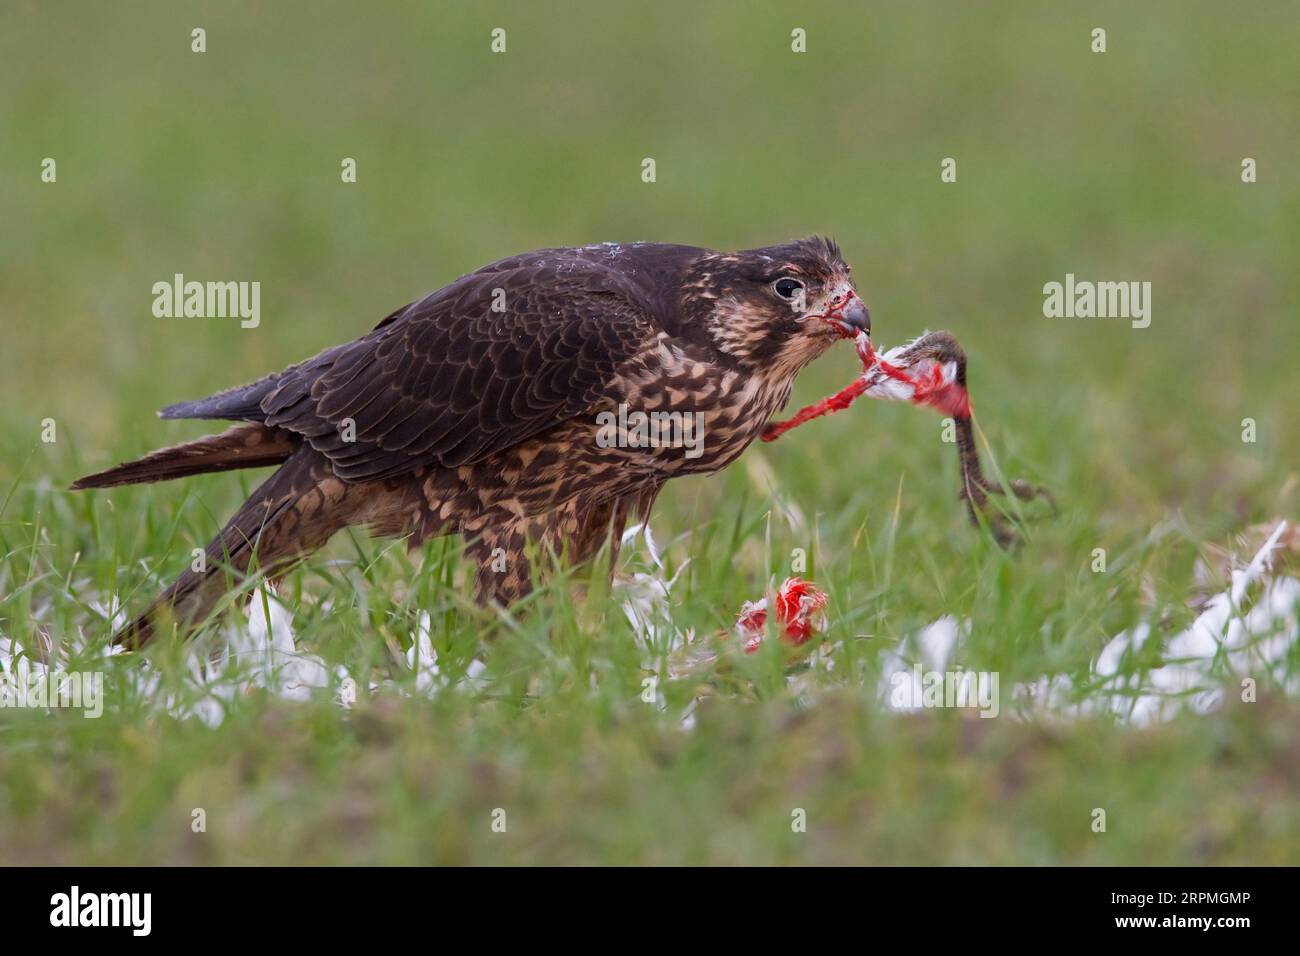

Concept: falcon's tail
[[111, 448, 348, 649], [70, 424, 296, 490]]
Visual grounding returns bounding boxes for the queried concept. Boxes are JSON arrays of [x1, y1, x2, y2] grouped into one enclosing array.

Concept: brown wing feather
[[256, 256, 658, 482]]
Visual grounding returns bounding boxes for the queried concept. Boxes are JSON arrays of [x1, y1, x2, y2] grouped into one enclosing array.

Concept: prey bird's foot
[[960, 472, 1055, 548], [1007, 479, 1056, 511], [952, 414, 1053, 547]]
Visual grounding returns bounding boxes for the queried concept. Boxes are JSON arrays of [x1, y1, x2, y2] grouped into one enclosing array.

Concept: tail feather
[[158, 371, 284, 422], [71, 424, 295, 490], [112, 448, 348, 649]]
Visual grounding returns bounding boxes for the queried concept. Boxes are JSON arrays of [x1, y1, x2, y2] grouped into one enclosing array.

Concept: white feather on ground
[[4, 523, 1295, 727]]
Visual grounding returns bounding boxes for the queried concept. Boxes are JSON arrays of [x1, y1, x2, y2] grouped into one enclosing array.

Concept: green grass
[[2, 0, 1299, 864]]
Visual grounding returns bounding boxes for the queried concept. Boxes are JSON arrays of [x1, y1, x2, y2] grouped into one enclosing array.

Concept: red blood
[[803, 290, 867, 341], [917, 378, 972, 419], [734, 577, 829, 652], [761, 333, 971, 442], [759, 378, 870, 442]]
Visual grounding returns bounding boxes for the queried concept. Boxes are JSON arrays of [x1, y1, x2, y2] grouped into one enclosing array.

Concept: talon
[[962, 476, 1054, 548], [1009, 480, 1056, 512]]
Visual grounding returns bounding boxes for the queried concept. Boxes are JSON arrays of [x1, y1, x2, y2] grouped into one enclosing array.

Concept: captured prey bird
[[759, 327, 1053, 546], [73, 237, 1045, 647]]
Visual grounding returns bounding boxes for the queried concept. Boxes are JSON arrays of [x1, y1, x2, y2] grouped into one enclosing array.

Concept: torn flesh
[[734, 576, 829, 652], [762, 331, 970, 442]]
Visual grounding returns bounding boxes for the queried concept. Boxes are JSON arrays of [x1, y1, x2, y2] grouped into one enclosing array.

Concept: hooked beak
[[837, 295, 871, 336]]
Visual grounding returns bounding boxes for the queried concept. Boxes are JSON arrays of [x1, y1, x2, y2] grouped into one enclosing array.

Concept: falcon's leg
[[542, 483, 661, 572], [465, 487, 660, 607], [464, 511, 533, 608]]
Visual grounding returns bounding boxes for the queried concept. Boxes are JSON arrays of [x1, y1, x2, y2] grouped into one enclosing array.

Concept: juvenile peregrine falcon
[[74, 238, 1001, 647]]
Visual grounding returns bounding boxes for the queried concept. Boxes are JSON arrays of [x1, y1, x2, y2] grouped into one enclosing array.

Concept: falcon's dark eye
[[772, 278, 804, 300]]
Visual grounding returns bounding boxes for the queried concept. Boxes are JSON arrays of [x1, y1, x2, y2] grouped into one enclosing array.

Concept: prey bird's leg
[[951, 414, 1053, 547], [891, 331, 1053, 546]]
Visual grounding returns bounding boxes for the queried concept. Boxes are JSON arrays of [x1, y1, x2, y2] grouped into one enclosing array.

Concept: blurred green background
[[4, 1, 1297, 519], [1, 1, 1298, 864]]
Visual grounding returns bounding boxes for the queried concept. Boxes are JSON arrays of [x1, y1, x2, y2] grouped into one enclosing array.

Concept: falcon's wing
[[173, 258, 660, 482]]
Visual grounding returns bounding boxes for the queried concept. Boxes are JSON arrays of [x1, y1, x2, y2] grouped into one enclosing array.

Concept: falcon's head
[[684, 236, 869, 373]]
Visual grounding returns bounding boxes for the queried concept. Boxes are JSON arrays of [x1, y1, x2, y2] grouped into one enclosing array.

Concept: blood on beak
[[837, 296, 871, 336]]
